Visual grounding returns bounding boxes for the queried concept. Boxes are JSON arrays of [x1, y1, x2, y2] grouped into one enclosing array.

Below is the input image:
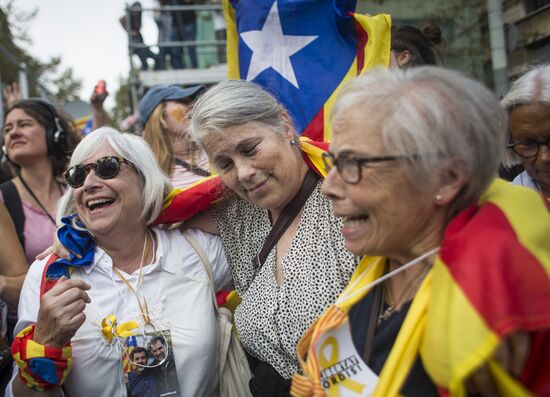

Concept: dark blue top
[[127, 369, 160, 397], [348, 285, 439, 397]]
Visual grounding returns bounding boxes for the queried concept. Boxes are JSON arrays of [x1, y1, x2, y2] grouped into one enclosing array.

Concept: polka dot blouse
[[213, 182, 359, 379]]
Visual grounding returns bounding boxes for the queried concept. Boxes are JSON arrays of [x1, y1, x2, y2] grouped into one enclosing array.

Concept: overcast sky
[[14, 0, 158, 109]]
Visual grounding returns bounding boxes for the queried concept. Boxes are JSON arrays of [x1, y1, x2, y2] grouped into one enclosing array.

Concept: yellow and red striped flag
[[293, 179, 550, 396]]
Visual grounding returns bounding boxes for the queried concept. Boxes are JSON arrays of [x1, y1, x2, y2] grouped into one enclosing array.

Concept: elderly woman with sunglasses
[[7, 127, 231, 397], [501, 65, 550, 200], [292, 67, 550, 397]]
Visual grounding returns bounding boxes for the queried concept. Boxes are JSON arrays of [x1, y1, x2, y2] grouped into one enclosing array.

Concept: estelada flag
[[224, 0, 391, 141]]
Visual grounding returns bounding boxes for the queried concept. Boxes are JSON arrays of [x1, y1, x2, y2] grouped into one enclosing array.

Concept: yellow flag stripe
[[480, 180, 550, 274], [354, 13, 392, 73], [224, 0, 240, 80]]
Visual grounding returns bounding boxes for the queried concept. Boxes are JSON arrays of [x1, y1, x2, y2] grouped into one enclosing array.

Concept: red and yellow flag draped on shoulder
[[292, 180, 550, 397], [421, 180, 550, 397]]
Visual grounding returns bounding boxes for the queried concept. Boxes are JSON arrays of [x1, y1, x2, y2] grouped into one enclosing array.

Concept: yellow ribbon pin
[[101, 315, 139, 343], [319, 336, 366, 396]]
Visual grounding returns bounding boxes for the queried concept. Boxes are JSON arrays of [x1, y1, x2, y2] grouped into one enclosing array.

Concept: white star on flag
[[240, 1, 318, 89]]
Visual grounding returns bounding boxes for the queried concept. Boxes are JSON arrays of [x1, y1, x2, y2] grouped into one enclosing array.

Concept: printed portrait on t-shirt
[[124, 329, 180, 397]]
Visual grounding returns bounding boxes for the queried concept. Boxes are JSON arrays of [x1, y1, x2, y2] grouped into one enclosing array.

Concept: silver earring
[[434, 193, 443, 202], [290, 139, 296, 145]]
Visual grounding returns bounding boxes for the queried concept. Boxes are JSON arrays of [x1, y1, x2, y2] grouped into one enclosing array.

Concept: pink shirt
[[0, 191, 57, 265], [171, 152, 211, 189]]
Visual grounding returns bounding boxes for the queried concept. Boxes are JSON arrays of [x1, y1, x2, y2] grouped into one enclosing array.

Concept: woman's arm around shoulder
[[179, 207, 219, 235]]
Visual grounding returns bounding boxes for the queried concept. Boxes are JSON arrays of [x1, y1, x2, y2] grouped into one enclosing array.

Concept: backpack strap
[[0, 180, 25, 248]]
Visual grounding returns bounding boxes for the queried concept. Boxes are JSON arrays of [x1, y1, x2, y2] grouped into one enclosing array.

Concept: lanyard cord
[[112, 229, 155, 326], [336, 247, 440, 306], [18, 174, 59, 225]]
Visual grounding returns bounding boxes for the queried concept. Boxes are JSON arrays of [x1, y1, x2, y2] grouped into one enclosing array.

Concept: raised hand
[[34, 277, 91, 348]]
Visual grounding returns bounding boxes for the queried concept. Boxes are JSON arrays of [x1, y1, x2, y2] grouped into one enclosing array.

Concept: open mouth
[[343, 215, 369, 227], [86, 197, 115, 211]]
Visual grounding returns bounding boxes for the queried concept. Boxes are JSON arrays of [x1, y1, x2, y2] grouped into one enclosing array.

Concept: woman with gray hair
[[8, 127, 231, 397], [293, 67, 550, 397], [186, 80, 358, 395], [500, 64, 550, 200]]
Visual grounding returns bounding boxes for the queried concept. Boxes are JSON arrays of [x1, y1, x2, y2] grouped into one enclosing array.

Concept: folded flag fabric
[[155, 175, 228, 225], [224, 0, 391, 141], [12, 325, 72, 391]]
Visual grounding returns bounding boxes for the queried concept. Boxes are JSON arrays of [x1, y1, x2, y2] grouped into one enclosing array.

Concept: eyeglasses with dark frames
[[64, 156, 134, 188], [322, 151, 415, 184], [507, 137, 550, 158]]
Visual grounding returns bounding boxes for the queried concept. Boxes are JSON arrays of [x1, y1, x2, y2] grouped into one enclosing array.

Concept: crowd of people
[[0, 21, 549, 397], [121, 1, 226, 71]]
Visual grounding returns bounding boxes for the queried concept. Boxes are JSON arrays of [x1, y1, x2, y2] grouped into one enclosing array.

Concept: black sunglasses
[[64, 156, 134, 188]]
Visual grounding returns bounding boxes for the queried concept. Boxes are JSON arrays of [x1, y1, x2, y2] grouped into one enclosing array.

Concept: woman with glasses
[[501, 65, 550, 200], [293, 67, 550, 396], [7, 127, 231, 397]]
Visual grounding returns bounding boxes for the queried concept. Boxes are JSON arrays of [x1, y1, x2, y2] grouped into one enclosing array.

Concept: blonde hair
[[143, 101, 201, 176]]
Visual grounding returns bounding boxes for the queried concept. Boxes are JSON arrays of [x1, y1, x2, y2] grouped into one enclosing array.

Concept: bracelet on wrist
[[11, 324, 72, 391]]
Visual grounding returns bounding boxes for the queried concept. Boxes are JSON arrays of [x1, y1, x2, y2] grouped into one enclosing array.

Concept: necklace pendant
[[378, 306, 394, 323]]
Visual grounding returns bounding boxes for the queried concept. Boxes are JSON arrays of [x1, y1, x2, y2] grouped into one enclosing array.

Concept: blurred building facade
[[358, 0, 550, 88], [504, 0, 550, 77]]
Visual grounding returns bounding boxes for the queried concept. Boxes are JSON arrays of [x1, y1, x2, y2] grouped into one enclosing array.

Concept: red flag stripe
[[155, 176, 227, 225], [519, 329, 550, 395], [440, 203, 550, 336], [352, 12, 369, 73], [302, 107, 325, 141]]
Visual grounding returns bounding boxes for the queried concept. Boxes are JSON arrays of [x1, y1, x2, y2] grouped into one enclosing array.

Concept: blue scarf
[[45, 215, 96, 279]]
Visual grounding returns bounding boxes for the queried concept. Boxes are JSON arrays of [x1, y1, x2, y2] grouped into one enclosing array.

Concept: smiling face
[[322, 105, 442, 261], [509, 103, 550, 196], [132, 351, 147, 374], [3, 108, 49, 166], [72, 143, 145, 242], [151, 340, 166, 361], [201, 121, 306, 213]]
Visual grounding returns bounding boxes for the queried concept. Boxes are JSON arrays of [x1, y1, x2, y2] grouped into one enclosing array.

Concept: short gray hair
[[331, 66, 507, 215], [57, 127, 172, 225], [190, 80, 287, 144], [500, 64, 550, 167]]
